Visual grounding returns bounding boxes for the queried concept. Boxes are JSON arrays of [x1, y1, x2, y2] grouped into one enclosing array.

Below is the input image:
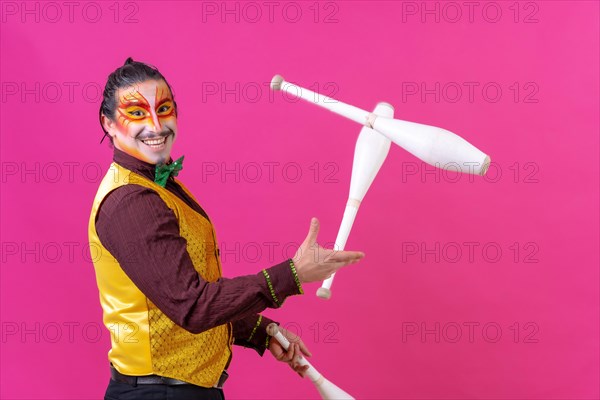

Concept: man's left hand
[[268, 326, 312, 377]]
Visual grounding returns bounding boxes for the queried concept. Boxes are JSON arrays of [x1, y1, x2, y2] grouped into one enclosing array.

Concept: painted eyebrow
[[118, 87, 173, 110], [156, 98, 173, 108], [120, 90, 150, 107], [120, 101, 150, 109], [120, 100, 172, 111]]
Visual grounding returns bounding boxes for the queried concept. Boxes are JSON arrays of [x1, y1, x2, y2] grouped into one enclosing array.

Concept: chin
[[149, 153, 171, 165], [139, 144, 173, 164]]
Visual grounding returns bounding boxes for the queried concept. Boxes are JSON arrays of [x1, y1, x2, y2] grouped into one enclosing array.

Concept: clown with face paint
[[109, 80, 177, 164], [88, 58, 365, 400]]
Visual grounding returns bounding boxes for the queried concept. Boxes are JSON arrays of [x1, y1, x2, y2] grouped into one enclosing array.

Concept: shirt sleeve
[[232, 314, 278, 356], [95, 184, 303, 335]]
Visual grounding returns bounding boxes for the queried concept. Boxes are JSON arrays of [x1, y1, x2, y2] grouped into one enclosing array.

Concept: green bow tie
[[154, 155, 184, 187]]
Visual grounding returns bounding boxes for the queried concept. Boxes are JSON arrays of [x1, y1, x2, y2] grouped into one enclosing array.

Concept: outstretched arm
[[96, 185, 301, 334]]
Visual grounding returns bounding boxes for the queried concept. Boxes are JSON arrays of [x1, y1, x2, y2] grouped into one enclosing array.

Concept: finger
[[302, 217, 320, 247], [289, 362, 302, 377], [283, 343, 295, 362], [273, 348, 285, 361], [321, 260, 359, 274], [293, 362, 310, 377], [295, 344, 303, 362], [326, 249, 365, 261], [290, 352, 301, 369], [325, 250, 365, 263], [299, 365, 309, 377], [285, 330, 300, 344], [292, 343, 300, 360], [297, 341, 312, 357], [275, 345, 290, 362]]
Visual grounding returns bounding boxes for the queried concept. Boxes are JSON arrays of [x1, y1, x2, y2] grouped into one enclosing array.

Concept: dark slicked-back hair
[[99, 57, 178, 145]]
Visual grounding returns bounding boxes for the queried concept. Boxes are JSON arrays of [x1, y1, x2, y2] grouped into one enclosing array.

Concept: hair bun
[[124, 57, 134, 65]]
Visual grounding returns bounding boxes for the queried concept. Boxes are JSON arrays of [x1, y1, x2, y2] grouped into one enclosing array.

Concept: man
[[88, 58, 365, 400]]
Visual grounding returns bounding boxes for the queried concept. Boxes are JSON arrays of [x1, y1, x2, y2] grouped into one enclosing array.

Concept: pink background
[[1, 1, 599, 399]]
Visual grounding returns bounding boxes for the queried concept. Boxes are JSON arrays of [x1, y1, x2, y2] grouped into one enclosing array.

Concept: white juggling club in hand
[[266, 323, 354, 400]]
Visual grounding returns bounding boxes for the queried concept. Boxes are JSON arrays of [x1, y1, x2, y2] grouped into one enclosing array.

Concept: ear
[[101, 114, 117, 138]]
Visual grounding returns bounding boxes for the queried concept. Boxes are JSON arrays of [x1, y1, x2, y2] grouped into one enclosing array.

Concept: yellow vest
[[88, 162, 233, 387]]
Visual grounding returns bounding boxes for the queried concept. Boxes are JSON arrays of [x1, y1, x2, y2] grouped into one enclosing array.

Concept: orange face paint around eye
[[116, 83, 175, 129]]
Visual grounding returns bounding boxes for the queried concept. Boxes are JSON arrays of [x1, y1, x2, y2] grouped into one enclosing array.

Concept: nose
[[149, 110, 162, 132]]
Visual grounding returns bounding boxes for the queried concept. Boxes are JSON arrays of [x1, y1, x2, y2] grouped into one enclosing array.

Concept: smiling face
[[102, 79, 177, 164]]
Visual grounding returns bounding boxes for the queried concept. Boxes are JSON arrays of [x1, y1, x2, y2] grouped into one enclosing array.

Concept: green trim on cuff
[[289, 259, 304, 294], [265, 334, 271, 350], [247, 315, 263, 342], [262, 269, 281, 306]]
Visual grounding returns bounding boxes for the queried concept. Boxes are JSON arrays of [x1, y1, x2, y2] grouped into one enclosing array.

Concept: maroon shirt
[[95, 147, 302, 356]]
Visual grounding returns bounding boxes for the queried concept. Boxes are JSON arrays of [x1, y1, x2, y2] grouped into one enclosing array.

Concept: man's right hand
[[292, 217, 365, 283]]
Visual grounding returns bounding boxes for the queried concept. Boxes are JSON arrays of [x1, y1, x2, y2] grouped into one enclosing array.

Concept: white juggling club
[[316, 102, 394, 300], [266, 323, 354, 400], [270, 75, 491, 175]]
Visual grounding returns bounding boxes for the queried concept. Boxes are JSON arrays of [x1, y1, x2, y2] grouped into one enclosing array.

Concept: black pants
[[104, 378, 225, 400]]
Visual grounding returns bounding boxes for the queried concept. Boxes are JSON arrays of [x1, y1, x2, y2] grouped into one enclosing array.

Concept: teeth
[[142, 137, 166, 146]]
